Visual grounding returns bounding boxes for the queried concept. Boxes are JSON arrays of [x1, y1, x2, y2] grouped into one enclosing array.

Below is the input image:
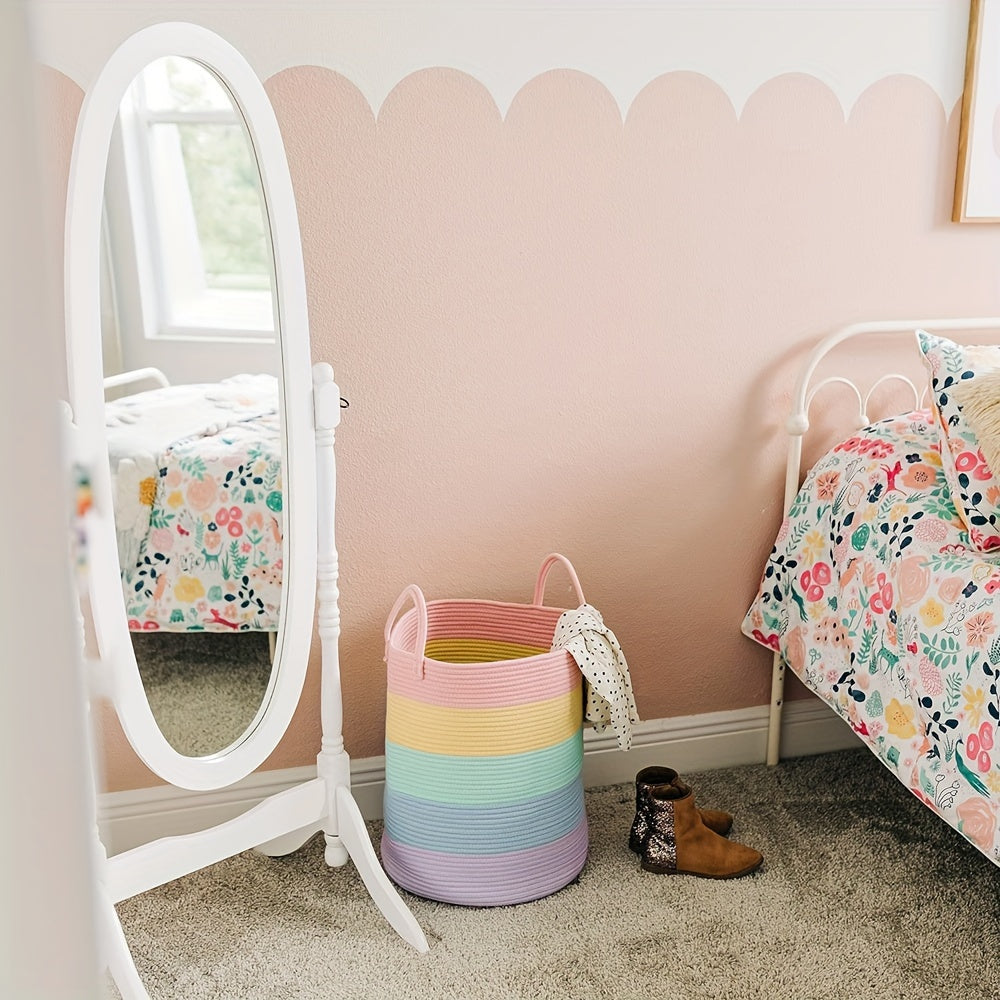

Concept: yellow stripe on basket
[[386, 687, 582, 756], [423, 638, 547, 663]]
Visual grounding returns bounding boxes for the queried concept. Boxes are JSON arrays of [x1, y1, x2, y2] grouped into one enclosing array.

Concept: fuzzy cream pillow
[[952, 370, 1000, 477], [917, 330, 1000, 552]]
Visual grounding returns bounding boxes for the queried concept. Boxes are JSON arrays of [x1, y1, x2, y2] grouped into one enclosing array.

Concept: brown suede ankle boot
[[641, 781, 763, 879], [628, 766, 733, 854]]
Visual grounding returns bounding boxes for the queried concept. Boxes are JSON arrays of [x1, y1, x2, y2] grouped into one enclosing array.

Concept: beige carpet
[[109, 749, 1000, 1000], [130, 632, 272, 757]]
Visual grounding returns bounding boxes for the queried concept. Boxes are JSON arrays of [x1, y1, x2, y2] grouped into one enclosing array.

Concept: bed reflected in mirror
[[100, 55, 282, 758]]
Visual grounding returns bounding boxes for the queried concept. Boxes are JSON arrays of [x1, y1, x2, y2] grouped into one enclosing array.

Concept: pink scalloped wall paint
[[44, 65, 1000, 790]]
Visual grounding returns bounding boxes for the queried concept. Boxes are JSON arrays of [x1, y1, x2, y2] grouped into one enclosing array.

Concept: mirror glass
[[101, 56, 281, 757]]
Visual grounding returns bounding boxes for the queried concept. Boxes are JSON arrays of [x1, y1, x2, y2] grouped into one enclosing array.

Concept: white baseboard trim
[[99, 699, 859, 856]]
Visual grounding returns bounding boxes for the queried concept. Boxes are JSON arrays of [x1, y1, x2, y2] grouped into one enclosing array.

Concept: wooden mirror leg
[[323, 830, 350, 868], [99, 886, 149, 1000], [333, 786, 430, 954]]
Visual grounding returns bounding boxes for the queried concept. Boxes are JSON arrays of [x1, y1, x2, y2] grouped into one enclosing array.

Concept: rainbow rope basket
[[380, 554, 588, 906]]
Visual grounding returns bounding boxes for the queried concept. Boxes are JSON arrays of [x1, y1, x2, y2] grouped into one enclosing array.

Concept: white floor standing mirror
[[64, 22, 428, 998]]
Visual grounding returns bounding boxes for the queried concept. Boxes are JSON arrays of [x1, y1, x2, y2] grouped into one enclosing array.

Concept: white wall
[[31, 0, 970, 115]]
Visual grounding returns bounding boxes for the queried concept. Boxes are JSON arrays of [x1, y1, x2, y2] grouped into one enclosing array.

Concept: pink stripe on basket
[[388, 647, 580, 708], [380, 814, 589, 907], [392, 601, 566, 654], [388, 600, 581, 707]]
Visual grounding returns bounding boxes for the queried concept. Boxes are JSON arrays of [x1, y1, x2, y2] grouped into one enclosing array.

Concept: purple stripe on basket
[[380, 814, 589, 907]]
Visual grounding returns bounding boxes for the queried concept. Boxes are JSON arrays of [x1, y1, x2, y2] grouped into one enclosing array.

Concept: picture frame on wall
[[954, 0, 1000, 222]]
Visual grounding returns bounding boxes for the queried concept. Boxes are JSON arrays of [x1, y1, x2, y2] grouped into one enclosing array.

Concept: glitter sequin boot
[[641, 781, 763, 879], [628, 766, 733, 855]]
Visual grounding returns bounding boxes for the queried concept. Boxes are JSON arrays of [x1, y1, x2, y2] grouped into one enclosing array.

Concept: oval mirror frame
[[66, 22, 317, 790]]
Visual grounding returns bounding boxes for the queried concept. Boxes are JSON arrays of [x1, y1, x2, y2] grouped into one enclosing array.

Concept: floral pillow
[[917, 329, 1000, 552]]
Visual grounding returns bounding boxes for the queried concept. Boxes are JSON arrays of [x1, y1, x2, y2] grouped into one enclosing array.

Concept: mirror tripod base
[[101, 774, 429, 998], [253, 820, 323, 859], [88, 356, 429, 997]]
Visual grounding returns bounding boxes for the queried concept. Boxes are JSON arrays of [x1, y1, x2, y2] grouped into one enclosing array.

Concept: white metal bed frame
[[103, 366, 170, 394], [766, 316, 1000, 766]]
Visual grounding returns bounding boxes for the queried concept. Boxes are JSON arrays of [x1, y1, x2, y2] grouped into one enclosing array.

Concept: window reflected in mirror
[[116, 56, 275, 339]]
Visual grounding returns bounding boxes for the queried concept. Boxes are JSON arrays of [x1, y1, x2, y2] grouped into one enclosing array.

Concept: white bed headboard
[[102, 366, 169, 395]]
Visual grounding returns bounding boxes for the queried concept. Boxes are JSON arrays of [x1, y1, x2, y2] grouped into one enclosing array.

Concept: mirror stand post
[[254, 363, 429, 951], [310, 361, 430, 951]]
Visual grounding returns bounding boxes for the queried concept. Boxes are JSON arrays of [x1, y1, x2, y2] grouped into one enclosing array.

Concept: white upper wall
[[30, 0, 971, 117]]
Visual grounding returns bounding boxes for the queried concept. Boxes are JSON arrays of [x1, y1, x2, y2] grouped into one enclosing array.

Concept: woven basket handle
[[384, 584, 429, 679], [533, 553, 586, 607]]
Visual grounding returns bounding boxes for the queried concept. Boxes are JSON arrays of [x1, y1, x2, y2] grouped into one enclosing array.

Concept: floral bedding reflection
[[106, 374, 283, 632]]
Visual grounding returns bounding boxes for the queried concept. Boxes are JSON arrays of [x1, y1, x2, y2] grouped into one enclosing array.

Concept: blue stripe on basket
[[383, 777, 585, 856], [384, 731, 583, 806]]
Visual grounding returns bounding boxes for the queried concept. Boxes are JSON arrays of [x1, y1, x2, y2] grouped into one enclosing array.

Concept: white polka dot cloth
[[551, 604, 639, 751]]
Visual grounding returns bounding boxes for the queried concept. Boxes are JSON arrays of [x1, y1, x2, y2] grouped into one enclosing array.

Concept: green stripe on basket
[[423, 637, 547, 663], [384, 731, 584, 805]]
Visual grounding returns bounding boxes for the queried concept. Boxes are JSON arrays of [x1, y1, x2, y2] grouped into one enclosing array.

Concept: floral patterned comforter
[[107, 375, 283, 632], [743, 410, 1000, 867]]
